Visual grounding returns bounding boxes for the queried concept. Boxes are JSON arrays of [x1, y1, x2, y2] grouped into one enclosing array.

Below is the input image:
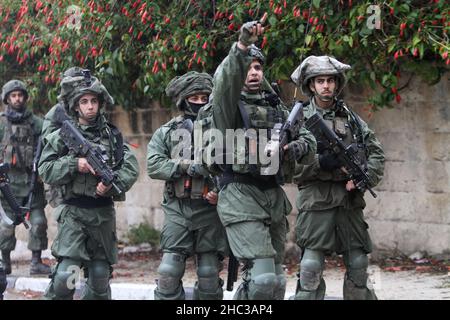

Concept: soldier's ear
[[309, 80, 316, 93]]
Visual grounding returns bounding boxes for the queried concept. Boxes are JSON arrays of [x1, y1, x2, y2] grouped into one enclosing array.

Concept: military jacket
[[294, 99, 385, 210], [210, 43, 316, 179], [38, 116, 139, 204], [0, 109, 43, 197]]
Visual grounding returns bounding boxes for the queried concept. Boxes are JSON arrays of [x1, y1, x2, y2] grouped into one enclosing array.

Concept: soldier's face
[[244, 60, 263, 92], [310, 76, 336, 101], [187, 93, 208, 105], [76, 93, 99, 124], [7, 90, 26, 110]]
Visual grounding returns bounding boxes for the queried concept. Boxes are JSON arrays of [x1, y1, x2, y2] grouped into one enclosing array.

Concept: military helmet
[[62, 66, 85, 78], [2, 80, 28, 104], [248, 44, 265, 65], [290, 55, 351, 96], [59, 69, 114, 111], [165, 71, 213, 109]]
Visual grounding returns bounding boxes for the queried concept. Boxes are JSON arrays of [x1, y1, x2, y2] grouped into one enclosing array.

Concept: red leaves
[[273, 6, 283, 15], [395, 94, 402, 104], [261, 36, 267, 49], [152, 60, 159, 74], [394, 49, 404, 60]]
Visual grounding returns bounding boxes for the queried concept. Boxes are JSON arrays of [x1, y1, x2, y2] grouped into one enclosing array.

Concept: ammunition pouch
[[167, 176, 208, 200]]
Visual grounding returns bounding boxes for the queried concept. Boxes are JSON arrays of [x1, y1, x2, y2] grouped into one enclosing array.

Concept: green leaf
[[305, 35, 312, 46], [184, 35, 191, 46], [313, 0, 321, 9], [269, 16, 277, 26], [412, 35, 421, 47]]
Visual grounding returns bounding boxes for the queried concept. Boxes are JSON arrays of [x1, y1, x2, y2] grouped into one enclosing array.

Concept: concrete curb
[[6, 276, 302, 300]]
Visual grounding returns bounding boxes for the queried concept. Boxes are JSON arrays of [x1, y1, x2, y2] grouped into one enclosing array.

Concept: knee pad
[[344, 249, 369, 287], [300, 249, 324, 291], [157, 252, 186, 294], [52, 259, 81, 299], [247, 258, 278, 300], [197, 253, 220, 292], [53, 270, 76, 298], [87, 260, 110, 293], [248, 273, 278, 300]]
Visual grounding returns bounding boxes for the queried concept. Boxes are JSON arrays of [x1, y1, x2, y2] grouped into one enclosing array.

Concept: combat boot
[[1, 250, 11, 275], [30, 250, 51, 275]]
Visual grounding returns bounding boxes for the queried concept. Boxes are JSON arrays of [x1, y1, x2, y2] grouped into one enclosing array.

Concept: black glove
[[318, 153, 344, 171], [187, 163, 209, 178], [285, 141, 306, 162]]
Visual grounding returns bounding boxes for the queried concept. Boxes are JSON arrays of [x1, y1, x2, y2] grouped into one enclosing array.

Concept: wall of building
[[14, 73, 450, 256]]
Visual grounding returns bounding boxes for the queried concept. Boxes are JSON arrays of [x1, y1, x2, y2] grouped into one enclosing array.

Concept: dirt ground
[[3, 248, 449, 300]]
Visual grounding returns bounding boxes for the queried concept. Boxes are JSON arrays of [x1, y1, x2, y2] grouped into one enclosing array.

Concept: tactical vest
[[0, 113, 37, 171], [64, 121, 125, 201], [165, 116, 213, 200], [232, 92, 289, 175], [317, 101, 368, 181]]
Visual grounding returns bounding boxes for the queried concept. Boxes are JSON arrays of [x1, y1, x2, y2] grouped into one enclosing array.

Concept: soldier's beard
[[10, 102, 26, 112], [78, 110, 99, 124], [315, 93, 334, 102]]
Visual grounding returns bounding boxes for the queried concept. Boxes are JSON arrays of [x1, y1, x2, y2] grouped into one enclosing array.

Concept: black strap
[[238, 100, 252, 130], [64, 196, 113, 209], [220, 172, 278, 191], [109, 123, 124, 167]]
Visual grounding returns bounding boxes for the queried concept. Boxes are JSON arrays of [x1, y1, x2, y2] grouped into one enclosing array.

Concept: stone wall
[[14, 73, 450, 257]]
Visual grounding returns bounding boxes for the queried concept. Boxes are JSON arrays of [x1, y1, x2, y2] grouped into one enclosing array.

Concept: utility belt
[[166, 176, 209, 200], [220, 171, 278, 191], [63, 196, 113, 208]]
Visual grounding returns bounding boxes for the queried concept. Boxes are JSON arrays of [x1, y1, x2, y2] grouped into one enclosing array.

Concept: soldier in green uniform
[[41, 67, 113, 208], [38, 73, 139, 300], [0, 80, 51, 275], [147, 71, 227, 300], [209, 17, 317, 300], [290, 56, 385, 300]]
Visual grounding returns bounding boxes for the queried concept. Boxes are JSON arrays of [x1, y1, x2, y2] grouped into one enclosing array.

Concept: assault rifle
[[305, 113, 377, 198], [59, 120, 121, 195], [25, 138, 43, 215], [0, 163, 30, 228], [264, 101, 304, 185], [226, 252, 239, 291]]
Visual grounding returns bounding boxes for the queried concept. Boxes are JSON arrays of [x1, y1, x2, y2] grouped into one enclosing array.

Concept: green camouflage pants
[[0, 195, 48, 251], [217, 183, 291, 263], [295, 206, 372, 254]]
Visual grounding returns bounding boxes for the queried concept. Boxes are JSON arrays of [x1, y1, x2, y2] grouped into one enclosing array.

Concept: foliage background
[[0, 0, 448, 113]]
